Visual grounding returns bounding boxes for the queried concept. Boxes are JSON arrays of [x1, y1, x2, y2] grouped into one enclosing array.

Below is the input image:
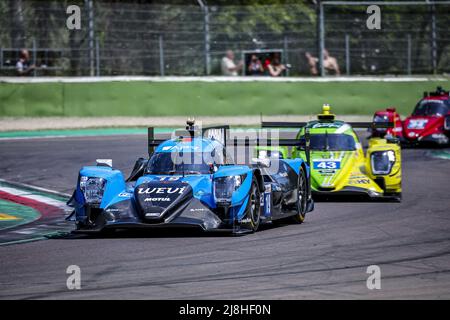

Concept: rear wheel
[[243, 177, 261, 232], [291, 167, 307, 224]]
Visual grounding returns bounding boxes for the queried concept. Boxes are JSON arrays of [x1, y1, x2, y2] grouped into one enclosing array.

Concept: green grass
[[0, 80, 448, 117], [0, 127, 173, 138]]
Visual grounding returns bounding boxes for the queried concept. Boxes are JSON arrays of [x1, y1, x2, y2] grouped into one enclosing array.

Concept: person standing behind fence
[[323, 49, 340, 76], [16, 49, 35, 76], [305, 49, 340, 76], [305, 52, 319, 76], [221, 50, 243, 76]]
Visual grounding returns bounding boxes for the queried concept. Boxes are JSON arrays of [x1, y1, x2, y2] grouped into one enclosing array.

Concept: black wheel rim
[[250, 184, 260, 224]]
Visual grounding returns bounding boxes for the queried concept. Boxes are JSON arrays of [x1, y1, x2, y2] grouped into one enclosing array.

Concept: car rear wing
[[348, 122, 394, 129], [424, 86, 449, 98], [260, 122, 312, 166], [202, 125, 230, 147], [227, 130, 311, 167], [263, 121, 393, 129], [147, 127, 166, 157], [261, 121, 307, 128], [148, 125, 231, 157]]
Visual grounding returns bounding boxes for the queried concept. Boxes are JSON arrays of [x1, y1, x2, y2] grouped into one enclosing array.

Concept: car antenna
[[182, 159, 185, 177], [178, 150, 185, 177], [186, 117, 196, 138]]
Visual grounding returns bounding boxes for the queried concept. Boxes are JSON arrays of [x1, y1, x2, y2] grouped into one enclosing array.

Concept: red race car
[[371, 107, 404, 140], [371, 87, 450, 146]]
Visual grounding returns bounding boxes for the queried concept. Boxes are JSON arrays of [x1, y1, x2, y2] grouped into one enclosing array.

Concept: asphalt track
[[0, 133, 449, 299]]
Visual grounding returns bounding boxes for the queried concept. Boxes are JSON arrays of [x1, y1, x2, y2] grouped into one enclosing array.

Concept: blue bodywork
[[68, 136, 313, 234]]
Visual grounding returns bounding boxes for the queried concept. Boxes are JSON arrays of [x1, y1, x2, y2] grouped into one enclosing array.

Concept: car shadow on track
[[313, 195, 401, 203], [52, 222, 283, 240]]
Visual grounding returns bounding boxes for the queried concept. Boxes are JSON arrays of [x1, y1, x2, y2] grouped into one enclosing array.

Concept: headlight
[[213, 175, 245, 204], [80, 176, 106, 205], [371, 150, 396, 175]]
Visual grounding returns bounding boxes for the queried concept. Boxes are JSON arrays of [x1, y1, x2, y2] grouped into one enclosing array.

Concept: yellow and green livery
[[258, 105, 402, 201]]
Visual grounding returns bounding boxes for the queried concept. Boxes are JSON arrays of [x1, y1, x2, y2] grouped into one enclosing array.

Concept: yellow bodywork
[[257, 104, 402, 200], [365, 138, 402, 195]]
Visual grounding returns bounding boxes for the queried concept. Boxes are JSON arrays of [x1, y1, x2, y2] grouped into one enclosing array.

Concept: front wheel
[[243, 177, 261, 232], [291, 167, 307, 224]]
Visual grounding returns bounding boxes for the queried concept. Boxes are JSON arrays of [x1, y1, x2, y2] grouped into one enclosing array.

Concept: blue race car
[[67, 121, 314, 234]]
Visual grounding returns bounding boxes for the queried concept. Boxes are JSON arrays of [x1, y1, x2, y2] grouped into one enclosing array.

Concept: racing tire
[[291, 166, 307, 224], [243, 177, 261, 232]]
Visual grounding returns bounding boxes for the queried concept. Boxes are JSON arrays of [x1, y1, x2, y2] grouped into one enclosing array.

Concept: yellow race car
[[257, 105, 402, 202]]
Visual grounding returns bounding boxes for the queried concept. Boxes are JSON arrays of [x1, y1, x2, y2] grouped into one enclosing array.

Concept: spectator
[[247, 54, 264, 76], [323, 49, 340, 75], [267, 55, 286, 77], [221, 50, 243, 76], [305, 52, 318, 75], [305, 49, 340, 76], [16, 49, 35, 76]]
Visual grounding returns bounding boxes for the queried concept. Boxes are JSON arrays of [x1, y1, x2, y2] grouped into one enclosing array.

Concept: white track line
[[0, 178, 71, 198]]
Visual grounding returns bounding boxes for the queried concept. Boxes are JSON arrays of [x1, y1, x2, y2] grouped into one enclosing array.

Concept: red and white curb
[[0, 185, 69, 210], [0, 181, 72, 245]]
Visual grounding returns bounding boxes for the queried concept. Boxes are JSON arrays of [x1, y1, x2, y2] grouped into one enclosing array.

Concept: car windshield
[[413, 101, 449, 116], [299, 133, 356, 151], [146, 151, 225, 175], [373, 114, 389, 123]]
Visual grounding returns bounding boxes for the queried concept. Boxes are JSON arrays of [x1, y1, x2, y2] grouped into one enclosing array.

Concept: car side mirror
[[208, 163, 218, 173], [126, 157, 148, 182], [96, 159, 112, 167]]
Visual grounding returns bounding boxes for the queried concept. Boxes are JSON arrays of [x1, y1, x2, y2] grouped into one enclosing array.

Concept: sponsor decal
[[318, 171, 335, 176], [145, 212, 161, 217], [263, 192, 271, 216], [138, 187, 186, 195], [350, 179, 370, 185], [313, 160, 341, 170], [158, 176, 181, 181], [174, 145, 200, 151], [311, 123, 342, 129], [421, 99, 443, 105], [194, 190, 205, 197], [189, 208, 206, 212], [407, 119, 428, 129], [144, 197, 170, 202]]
